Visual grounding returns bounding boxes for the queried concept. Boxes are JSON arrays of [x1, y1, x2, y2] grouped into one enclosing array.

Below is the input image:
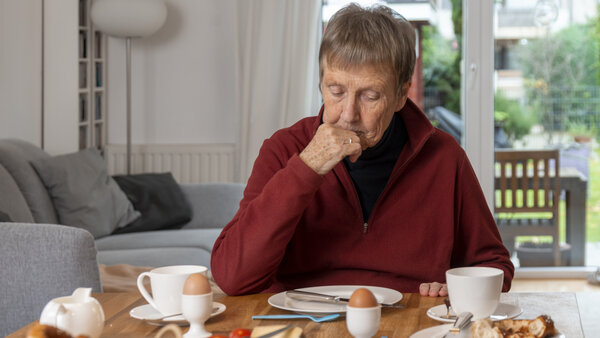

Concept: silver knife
[[442, 312, 473, 337], [285, 290, 405, 309]]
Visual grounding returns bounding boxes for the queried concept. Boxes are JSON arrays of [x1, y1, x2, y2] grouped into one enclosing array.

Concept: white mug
[[137, 265, 208, 316], [446, 267, 504, 320], [40, 288, 105, 338]]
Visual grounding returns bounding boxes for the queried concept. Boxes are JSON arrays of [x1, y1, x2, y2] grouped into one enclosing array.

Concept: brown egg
[[183, 273, 212, 295], [348, 288, 378, 308]]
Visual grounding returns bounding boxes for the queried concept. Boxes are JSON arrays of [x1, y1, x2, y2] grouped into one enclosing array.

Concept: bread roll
[[26, 324, 88, 338], [471, 315, 557, 338], [471, 319, 504, 338]]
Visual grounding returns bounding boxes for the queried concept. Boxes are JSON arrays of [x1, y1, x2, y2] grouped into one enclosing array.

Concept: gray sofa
[[0, 139, 244, 268]]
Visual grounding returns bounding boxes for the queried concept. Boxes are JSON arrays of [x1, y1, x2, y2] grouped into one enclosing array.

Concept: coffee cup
[[446, 267, 504, 320], [137, 265, 208, 316]]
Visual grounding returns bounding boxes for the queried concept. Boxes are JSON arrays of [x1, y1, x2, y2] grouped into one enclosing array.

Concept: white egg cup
[[181, 293, 213, 338], [345, 305, 381, 338]]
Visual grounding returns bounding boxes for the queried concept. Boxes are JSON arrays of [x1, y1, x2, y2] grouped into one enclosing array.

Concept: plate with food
[[411, 315, 564, 338], [470, 316, 565, 338]]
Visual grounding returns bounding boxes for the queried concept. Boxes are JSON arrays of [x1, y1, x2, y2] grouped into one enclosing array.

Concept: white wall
[[0, 0, 78, 155], [0, 0, 42, 146], [43, 0, 78, 154], [106, 0, 238, 146]]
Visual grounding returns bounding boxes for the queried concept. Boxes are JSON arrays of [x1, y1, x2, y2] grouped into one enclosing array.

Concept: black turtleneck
[[343, 113, 408, 222]]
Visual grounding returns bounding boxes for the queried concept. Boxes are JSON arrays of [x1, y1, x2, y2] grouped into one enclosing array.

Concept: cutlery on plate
[[255, 324, 294, 338], [252, 313, 340, 322], [157, 312, 183, 320], [443, 298, 454, 319], [153, 306, 219, 320], [285, 290, 405, 309], [442, 312, 473, 337]]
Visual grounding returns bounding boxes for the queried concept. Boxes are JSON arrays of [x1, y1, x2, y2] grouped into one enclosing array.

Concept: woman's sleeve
[[210, 139, 323, 295]]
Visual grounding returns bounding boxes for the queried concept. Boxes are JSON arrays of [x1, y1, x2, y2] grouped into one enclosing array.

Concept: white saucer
[[130, 302, 226, 326], [426, 302, 522, 323]]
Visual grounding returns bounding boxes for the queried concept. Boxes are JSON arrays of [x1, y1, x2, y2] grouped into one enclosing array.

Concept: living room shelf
[[78, 0, 106, 151]]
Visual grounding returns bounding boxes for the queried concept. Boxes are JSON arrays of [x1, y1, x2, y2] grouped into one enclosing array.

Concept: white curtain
[[234, 0, 322, 182]]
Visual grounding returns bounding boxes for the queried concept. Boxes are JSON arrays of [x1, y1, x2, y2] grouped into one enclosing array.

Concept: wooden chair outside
[[494, 149, 561, 266]]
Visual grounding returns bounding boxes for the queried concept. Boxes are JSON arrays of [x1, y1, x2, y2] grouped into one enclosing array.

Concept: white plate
[[410, 324, 468, 338], [410, 324, 564, 338], [130, 302, 226, 326], [268, 285, 402, 314], [426, 303, 523, 323]]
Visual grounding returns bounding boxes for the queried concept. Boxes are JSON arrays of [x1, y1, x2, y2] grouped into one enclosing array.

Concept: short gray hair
[[319, 3, 416, 96]]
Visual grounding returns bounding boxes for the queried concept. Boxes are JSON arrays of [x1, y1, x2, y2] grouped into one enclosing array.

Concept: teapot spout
[[71, 287, 92, 301]]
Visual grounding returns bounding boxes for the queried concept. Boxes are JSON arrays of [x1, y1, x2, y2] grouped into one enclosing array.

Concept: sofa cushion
[[0, 163, 34, 223], [31, 148, 140, 238], [112, 172, 192, 234], [179, 183, 245, 229], [95, 228, 223, 267], [0, 210, 11, 222], [0, 139, 58, 223], [95, 228, 222, 251]]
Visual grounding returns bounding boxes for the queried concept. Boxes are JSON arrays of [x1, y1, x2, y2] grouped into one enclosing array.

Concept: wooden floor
[[510, 278, 600, 292]]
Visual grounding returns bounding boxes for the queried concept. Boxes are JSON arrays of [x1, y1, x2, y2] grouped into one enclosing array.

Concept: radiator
[[104, 144, 236, 183]]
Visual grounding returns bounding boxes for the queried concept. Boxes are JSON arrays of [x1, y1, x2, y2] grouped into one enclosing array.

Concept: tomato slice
[[229, 328, 252, 338]]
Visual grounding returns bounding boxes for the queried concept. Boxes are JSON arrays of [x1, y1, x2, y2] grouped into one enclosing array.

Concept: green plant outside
[[421, 25, 461, 115], [567, 122, 596, 139], [494, 92, 536, 143]]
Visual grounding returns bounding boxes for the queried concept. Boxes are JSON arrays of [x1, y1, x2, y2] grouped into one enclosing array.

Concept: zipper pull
[[363, 222, 368, 233]]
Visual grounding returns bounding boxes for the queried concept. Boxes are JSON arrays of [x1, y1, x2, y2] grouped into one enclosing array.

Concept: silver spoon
[[443, 298, 457, 320], [156, 305, 219, 320]]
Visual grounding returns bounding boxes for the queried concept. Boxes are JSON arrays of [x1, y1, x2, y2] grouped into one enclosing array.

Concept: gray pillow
[[30, 148, 140, 238]]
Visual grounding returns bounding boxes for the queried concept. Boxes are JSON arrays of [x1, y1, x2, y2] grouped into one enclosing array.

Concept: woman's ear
[[394, 81, 412, 111]]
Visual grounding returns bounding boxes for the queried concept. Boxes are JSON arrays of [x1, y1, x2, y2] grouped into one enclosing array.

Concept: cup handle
[[137, 272, 158, 310]]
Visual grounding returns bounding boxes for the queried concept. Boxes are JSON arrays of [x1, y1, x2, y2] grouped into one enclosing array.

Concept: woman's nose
[[340, 97, 359, 123]]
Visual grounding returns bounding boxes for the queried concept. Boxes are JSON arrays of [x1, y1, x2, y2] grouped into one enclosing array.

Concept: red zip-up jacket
[[211, 99, 514, 296]]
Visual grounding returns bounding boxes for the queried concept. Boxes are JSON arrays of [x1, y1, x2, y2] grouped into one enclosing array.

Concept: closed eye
[[362, 92, 380, 102], [328, 85, 345, 97]]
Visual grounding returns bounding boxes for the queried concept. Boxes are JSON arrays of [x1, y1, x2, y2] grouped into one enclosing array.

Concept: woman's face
[[321, 62, 410, 149]]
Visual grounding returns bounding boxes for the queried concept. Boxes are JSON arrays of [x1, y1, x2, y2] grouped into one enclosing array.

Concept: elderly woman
[[211, 4, 513, 297]]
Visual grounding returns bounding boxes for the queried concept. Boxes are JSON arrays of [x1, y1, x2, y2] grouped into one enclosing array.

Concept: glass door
[[492, 0, 599, 268]]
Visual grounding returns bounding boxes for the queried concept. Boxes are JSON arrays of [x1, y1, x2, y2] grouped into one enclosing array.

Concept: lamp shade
[[91, 0, 167, 38]]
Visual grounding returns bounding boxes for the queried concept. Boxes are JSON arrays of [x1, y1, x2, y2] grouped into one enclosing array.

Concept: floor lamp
[[91, 0, 167, 174]]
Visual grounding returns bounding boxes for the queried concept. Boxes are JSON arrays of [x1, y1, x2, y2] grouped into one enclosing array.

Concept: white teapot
[[40, 288, 105, 338]]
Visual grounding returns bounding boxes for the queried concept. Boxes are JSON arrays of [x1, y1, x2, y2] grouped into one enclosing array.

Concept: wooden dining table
[[7, 291, 589, 337]]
